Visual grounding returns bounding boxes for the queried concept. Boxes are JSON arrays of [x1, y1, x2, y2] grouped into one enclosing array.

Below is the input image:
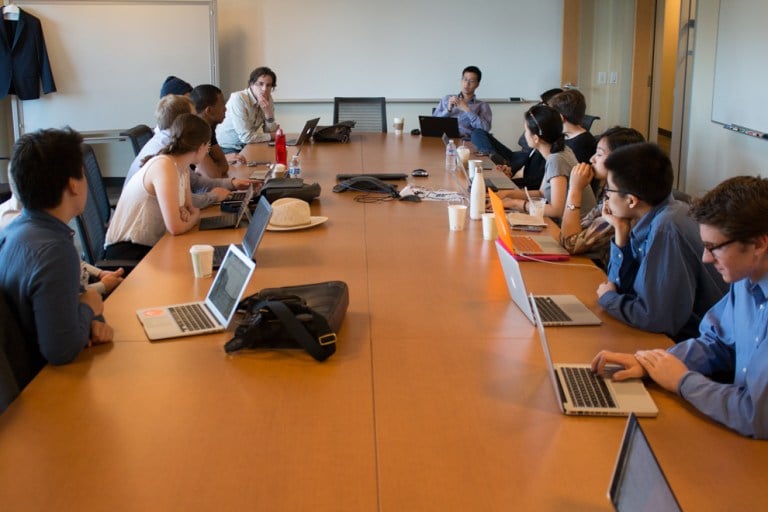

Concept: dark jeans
[[104, 241, 152, 261]]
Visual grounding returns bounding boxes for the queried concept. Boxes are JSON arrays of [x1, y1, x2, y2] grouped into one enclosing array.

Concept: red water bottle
[[274, 126, 287, 166]]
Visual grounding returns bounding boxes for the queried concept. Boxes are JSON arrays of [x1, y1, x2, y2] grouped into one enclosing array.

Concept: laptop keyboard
[[200, 213, 237, 230], [227, 191, 248, 202], [534, 296, 572, 323], [562, 367, 617, 408], [512, 236, 543, 253], [169, 304, 215, 332]]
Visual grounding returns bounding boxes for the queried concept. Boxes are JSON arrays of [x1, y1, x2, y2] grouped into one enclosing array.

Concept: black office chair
[[76, 175, 138, 274], [582, 114, 601, 132], [82, 144, 114, 226], [333, 97, 387, 133], [0, 293, 25, 411], [120, 124, 154, 156]]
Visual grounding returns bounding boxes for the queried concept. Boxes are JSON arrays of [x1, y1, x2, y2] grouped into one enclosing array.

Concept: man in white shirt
[[216, 66, 278, 152]]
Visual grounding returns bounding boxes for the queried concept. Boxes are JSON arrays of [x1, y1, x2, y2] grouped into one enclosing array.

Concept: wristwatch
[[265, 117, 274, 123], [565, 203, 581, 210]]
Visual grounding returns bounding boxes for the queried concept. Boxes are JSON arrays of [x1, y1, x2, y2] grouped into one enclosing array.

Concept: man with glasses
[[433, 65, 491, 140], [592, 175, 768, 438], [596, 143, 726, 342], [217, 66, 279, 153]]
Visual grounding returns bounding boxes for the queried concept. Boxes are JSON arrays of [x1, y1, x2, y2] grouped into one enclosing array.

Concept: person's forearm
[[560, 188, 584, 238]]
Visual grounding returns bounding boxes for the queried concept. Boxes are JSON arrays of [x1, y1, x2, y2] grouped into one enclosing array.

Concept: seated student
[[0, 128, 113, 391], [432, 65, 492, 140], [125, 94, 250, 208], [472, 88, 562, 190], [498, 104, 597, 223], [216, 66, 279, 152], [547, 89, 597, 164], [596, 143, 727, 342], [560, 127, 645, 267], [191, 84, 247, 179], [592, 176, 768, 438], [105, 113, 208, 260]]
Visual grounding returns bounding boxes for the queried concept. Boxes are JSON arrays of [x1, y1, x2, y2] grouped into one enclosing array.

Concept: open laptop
[[532, 296, 658, 416], [199, 185, 254, 230], [212, 195, 273, 269], [483, 169, 518, 191], [418, 115, 461, 138], [489, 189, 570, 261], [608, 414, 681, 511], [136, 245, 256, 341], [495, 239, 601, 326], [268, 117, 320, 146]]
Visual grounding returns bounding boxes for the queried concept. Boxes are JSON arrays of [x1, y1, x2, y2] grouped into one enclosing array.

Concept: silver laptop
[[199, 185, 254, 230], [608, 414, 681, 511], [212, 195, 273, 269], [483, 169, 518, 191], [532, 296, 658, 416], [268, 117, 320, 146], [495, 240, 601, 326], [136, 245, 256, 341]]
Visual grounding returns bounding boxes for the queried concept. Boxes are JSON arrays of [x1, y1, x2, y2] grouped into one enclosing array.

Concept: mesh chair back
[[582, 114, 601, 131], [76, 179, 109, 265], [333, 97, 387, 132], [82, 144, 112, 227], [120, 124, 154, 156]]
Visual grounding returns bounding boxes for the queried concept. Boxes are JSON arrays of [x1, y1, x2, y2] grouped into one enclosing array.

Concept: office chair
[[82, 144, 114, 226], [333, 97, 387, 133], [120, 124, 154, 156], [582, 114, 601, 131], [0, 293, 25, 411]]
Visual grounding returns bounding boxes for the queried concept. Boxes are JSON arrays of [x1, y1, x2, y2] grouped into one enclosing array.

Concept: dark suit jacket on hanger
[[0, 6, 56, 100]]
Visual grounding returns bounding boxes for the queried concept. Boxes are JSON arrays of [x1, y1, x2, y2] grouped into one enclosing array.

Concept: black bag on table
[[312, 120, 355, 143], [260, 178, 322, 203], [224, 281, 349, 362]]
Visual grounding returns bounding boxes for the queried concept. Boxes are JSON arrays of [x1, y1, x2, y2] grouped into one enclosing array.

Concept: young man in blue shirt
[[593, 176, 768, 438], [0, 128, 113, 391], [433, 65, 491, 140], [597, 143, 727, 341]]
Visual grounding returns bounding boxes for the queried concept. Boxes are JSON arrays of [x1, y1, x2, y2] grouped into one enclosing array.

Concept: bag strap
[[262, 300, 336, 362]]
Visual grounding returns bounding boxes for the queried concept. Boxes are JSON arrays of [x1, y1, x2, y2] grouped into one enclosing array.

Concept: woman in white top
[[498, 104, 596, 222], [105, 113, 207, 260]]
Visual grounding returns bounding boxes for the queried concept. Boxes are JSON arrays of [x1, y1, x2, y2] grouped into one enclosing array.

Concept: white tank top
[[105, 155, 188, 248]]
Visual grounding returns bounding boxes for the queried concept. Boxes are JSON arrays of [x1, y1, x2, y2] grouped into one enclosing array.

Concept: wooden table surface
[[1, 134, 767, 511]]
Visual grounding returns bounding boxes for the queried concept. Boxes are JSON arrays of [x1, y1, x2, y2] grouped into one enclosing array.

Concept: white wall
[[683, 0, 768, 196]]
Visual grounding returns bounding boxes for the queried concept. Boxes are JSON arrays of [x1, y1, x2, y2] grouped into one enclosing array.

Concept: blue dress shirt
[[598, 196, 727, 341], [670, 274, 768, 438], [433, 94, 492, 139]]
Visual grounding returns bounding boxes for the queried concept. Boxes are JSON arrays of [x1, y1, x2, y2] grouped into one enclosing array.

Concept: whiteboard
[[711, 0, 768, 133], [257, 0, 562, 101], [14, 0, 217, 134]]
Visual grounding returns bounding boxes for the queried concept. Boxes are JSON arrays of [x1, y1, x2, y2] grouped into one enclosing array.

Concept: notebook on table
[[268, 117, 320, 146], [199, 185, 254, 230], [495, 239, 601, 326], [212, 195, 273, 269], [136, 245, 256, 341], [608, 414, 681, 511], [418, 115, 461, 138], [531, 296, 658, 416], [488, 189, 570, 261]]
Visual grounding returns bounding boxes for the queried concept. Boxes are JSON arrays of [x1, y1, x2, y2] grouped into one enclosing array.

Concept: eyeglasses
[[462, 78, 479, 85], [703, 238, 737, 255], [601, 187, 626, 200]]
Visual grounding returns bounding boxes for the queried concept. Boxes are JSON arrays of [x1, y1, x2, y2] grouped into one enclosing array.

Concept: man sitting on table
[[593, 176, 768, 438], [124, 94, 251, 209], [597, 143, 726, 341], [190, 84, 247, 179], [0, 128, 113, 391], [432, 65, 491, 141]]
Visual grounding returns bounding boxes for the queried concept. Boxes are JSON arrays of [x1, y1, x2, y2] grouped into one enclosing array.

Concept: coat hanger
[[3, 2, 20, 21]]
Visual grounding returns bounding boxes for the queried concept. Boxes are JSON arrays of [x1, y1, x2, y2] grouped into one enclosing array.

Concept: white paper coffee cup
[[448, 204, 468, 231], [482, 213, 497, 240], [190, 244, 214, 278]]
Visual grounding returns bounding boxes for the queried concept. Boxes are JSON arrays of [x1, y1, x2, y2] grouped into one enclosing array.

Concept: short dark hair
[[10, 128, 84, 211], [604, 143, 673, 206], [190, 84, 223, 114], [548, 89, 587, 126], [525, 104, 565, 153], [598, 126, 645, 151], [539, 88, 563, 104], [248, 66, 277, 88], [690, 176, 768, 242], [462, 66, 482, 82]]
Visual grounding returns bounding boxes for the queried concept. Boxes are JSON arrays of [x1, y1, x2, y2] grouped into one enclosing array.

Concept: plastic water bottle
[[288, 153, 301, 179], [274, 127, 287, 166], [470, 166, 486, 220], [445, 139, 457, 172]]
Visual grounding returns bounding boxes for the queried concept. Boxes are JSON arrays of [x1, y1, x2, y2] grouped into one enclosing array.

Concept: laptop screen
[[609, 414, 682, 511], [241, 196, 272, 257], [206, 246, 253, 325]]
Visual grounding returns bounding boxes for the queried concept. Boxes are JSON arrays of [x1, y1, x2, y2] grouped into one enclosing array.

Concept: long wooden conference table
[[1, 134, 767, 510]]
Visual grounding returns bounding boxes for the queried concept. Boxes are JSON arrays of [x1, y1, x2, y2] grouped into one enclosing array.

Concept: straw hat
[[266, 198, 328, 231]]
